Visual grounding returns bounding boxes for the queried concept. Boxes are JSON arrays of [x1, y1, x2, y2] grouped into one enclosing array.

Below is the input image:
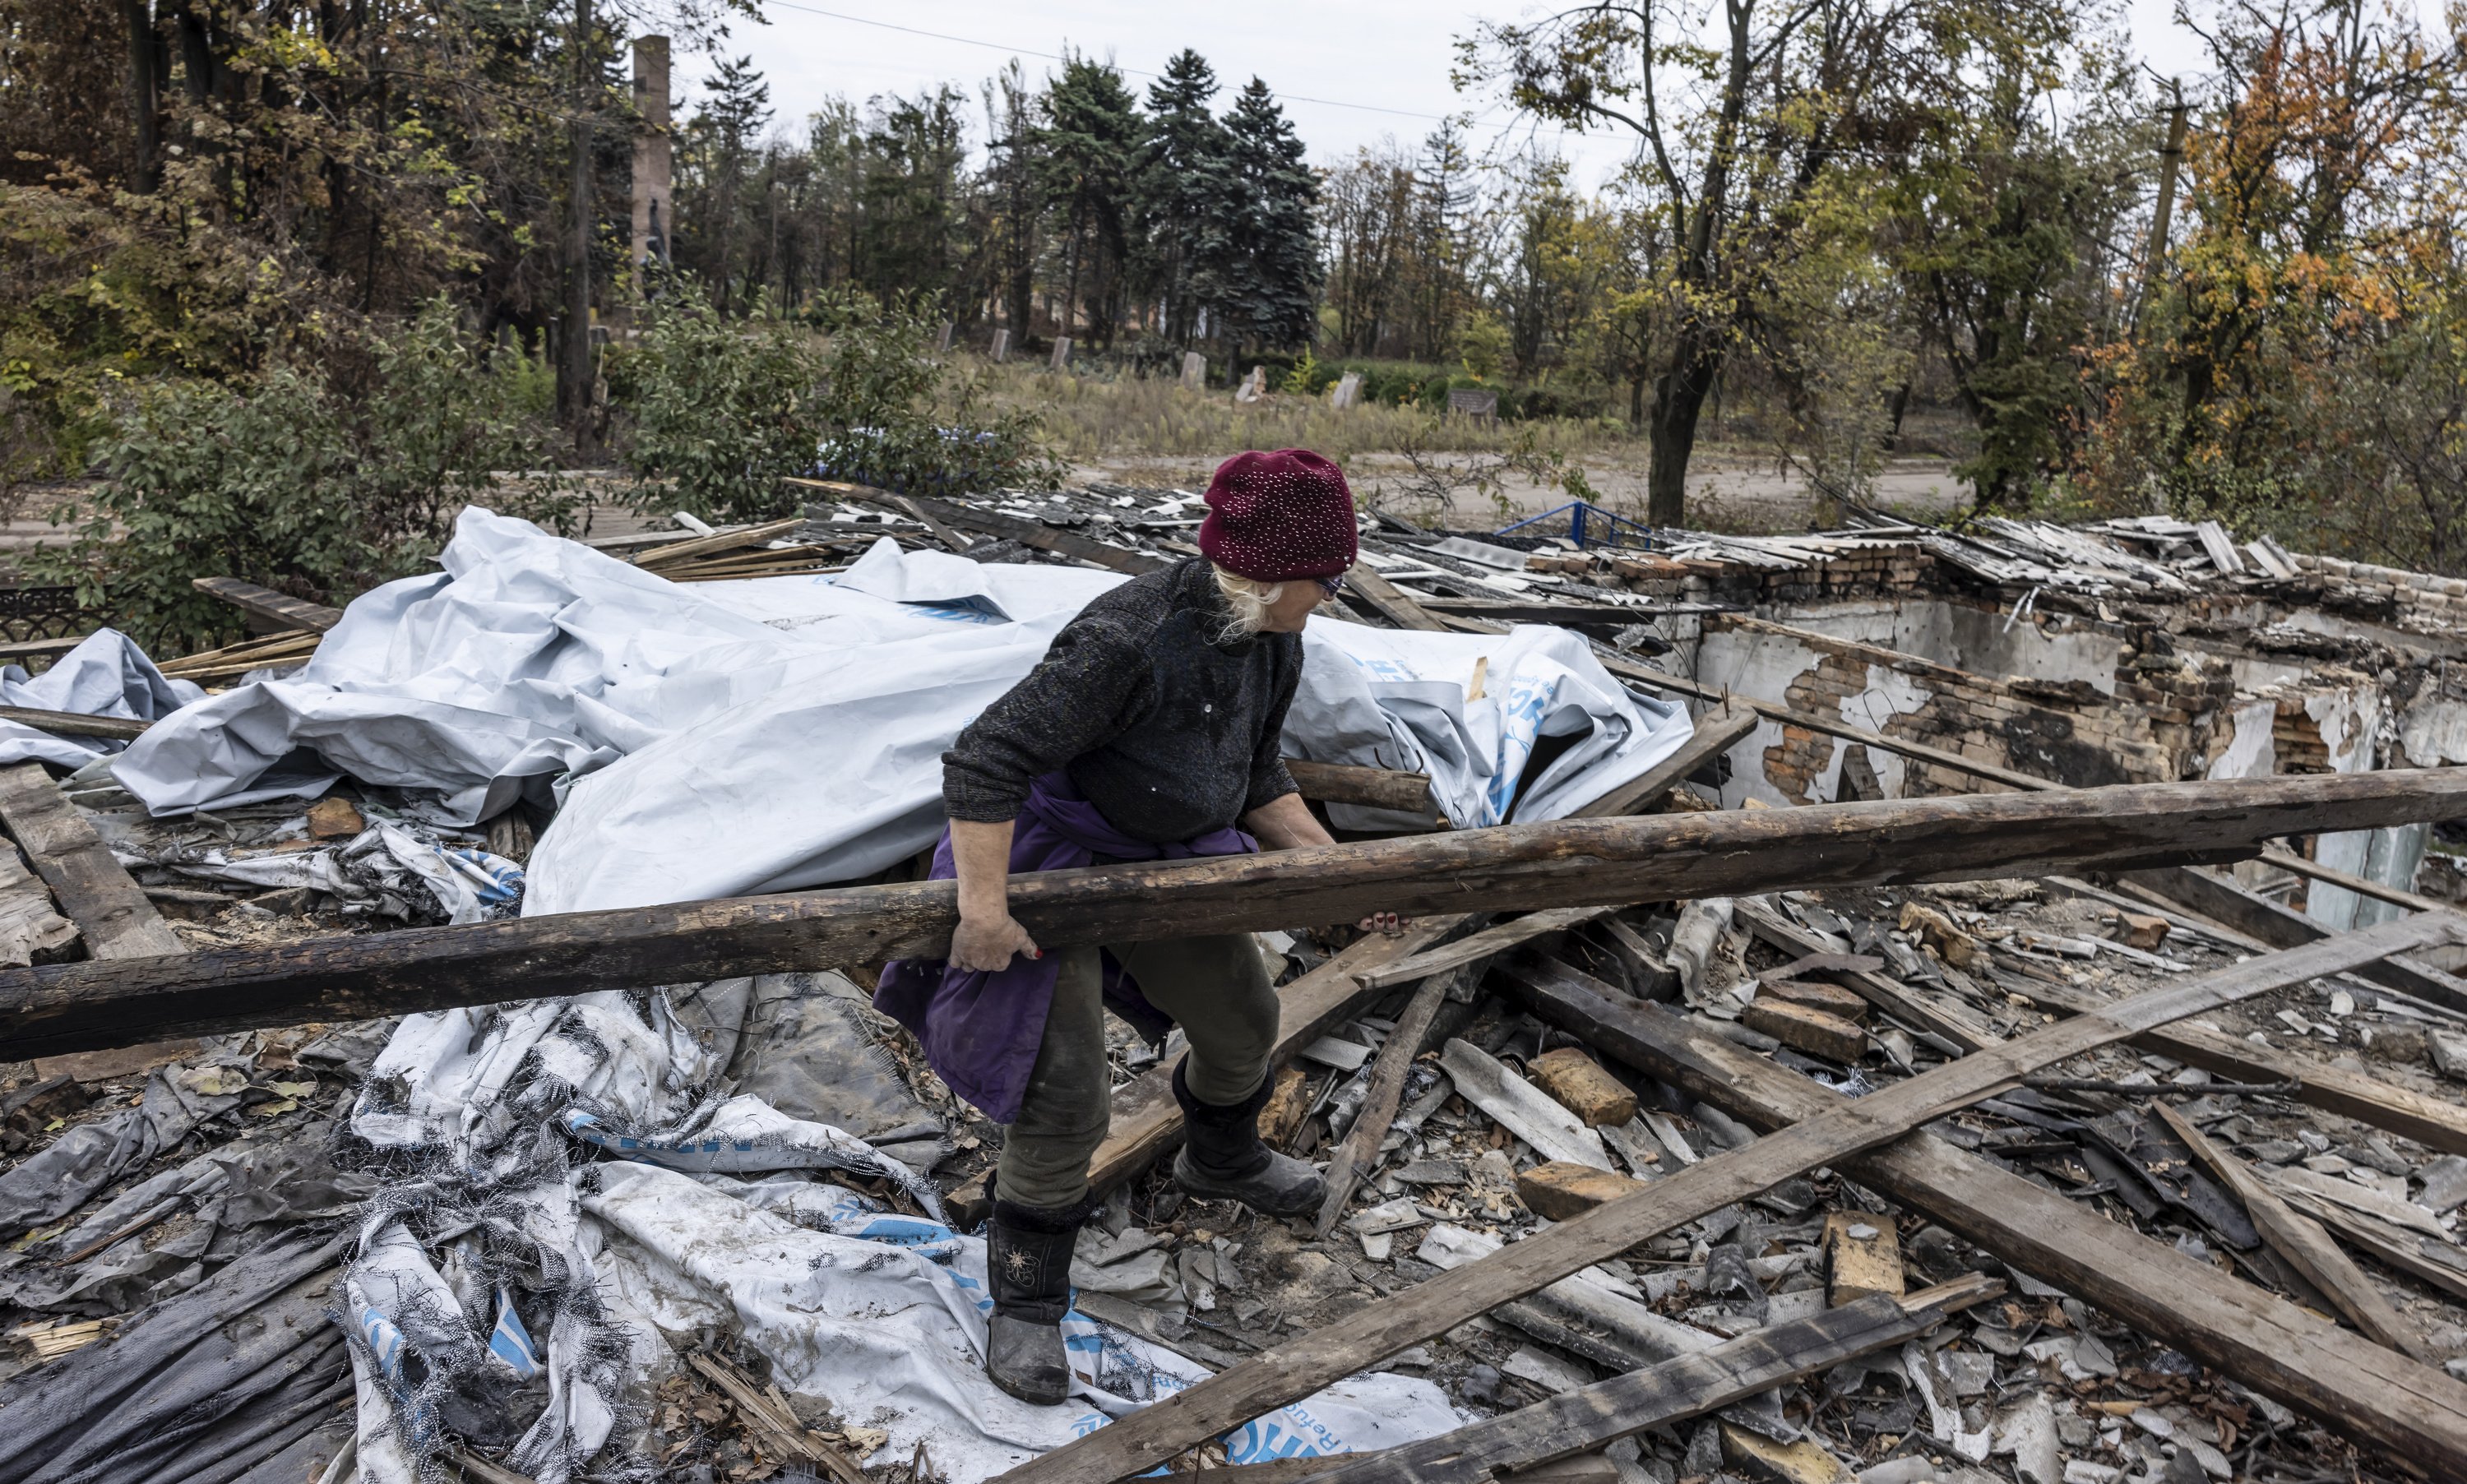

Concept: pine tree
[[1132, 49, 1233, 344], [1033, 56, 1143, 347], [685, 55, 773, 312], [1201, 77, 1321, 360]]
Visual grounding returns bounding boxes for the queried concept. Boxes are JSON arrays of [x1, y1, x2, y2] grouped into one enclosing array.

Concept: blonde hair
[[1211, 564, 1288, 641]]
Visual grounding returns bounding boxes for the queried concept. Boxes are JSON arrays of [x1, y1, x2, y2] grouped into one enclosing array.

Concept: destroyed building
[[0, 486, 2458, 1484]]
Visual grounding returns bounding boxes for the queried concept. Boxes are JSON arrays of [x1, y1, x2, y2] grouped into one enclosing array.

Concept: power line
[[755, 0, 1568, 136]]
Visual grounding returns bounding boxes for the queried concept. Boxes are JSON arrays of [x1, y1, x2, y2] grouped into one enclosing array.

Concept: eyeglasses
[[1312, 575, 1347, 599]]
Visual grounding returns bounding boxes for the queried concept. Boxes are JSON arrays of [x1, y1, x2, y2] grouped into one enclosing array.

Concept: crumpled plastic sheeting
[[585, 1163, 1465, 1483], [1285, 619, 1695, 830], [130, 816, 525, 925], [109, 508, 1122, 830], [0, 627, 203, 771], [104, 508, 1689, 913], [0, 1227, 350, 1484], [0, 1061, 247, 1236]]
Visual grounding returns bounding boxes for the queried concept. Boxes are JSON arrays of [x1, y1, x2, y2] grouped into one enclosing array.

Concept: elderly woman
[[876, 448, 1387, 1405]]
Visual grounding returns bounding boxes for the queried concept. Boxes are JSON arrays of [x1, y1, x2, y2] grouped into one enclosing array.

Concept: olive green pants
[[993, 933, 1277, 1209]]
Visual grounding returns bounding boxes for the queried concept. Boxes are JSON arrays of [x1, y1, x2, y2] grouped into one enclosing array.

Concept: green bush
[[30, 298, 572, 654], [616, 282, 1057, 523]]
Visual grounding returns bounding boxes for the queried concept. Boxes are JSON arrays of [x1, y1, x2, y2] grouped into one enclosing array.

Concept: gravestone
[[1048, 336, 1072, 371], [1447, 387, 1500, 422], [1180, 351, 1206, 391], [1235, 365, 1267, 403], [935, 321, 954, 354], [1331, 372, 1363, 409], [988, 328, 1010, 363]]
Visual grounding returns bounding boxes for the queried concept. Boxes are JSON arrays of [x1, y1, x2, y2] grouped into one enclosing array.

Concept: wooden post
[[2135, 81, 2190, 326], [1048, 336, 1072, 371], [988, 328, 1010, 363]]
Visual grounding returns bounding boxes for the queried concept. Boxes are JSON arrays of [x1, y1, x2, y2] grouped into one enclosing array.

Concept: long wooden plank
[[3, 770, 2458, 1062], [629, 515, 806, 569], [187, 577, 344, 633], [2261, 844, 2450, 914], [2153, 1101, 2432, 1360], [1493, 955, 2467, 1474], [1569, 701, 1758, 818], [1343, 564, 1450, 631], [785, 478, 977, 554], [1290, 1278, 1999, 1484], [1280, 759, 1436, 815], [994, 909, 2465, 1484], [2127, 865, 2467, 1014], [2003, 972, 2467, 1157], [0, 764, 184, 961], [0, 709, 150, 742], [942, 919, 1460, 1227], [1312, 963, 1461, 1237], [4, 771, 2455, 1062], [1356, 908, 1610, 992]]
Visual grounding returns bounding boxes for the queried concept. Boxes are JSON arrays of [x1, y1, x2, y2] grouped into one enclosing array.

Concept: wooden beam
[[943, 918, 1457, 1227], [914, 497, 1168, 576], [2001, 970, 2467, 1157], [2126, 865, 2467, 1015], [0, 764, 183, 961], [5, 771, 2458, 1061], [1280, 1278, 2000, 1484], [1280, 759, 1436, 815], [992, 909, 2465, 1484], [1412, 598, 1704, 626], [2153, 1101, 2432, 1361], [1355, 908, 1612, 992], [2261, 844, 2450, 914], [187, 578, 343, 633], [785, 478, 978, 555], [630, 515, 808, 569], [1569, 701, 1758, 818], [1598, 651, 2057, 794], [1493, 955, 2467, 1475], [0, 709, 149, 742], [156, 630, 322, 681], [1312, 962, 1461, 1237], [1343, 564, 1450, 631]]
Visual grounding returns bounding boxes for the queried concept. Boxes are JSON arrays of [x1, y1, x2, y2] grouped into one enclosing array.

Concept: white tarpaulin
[[0, 628, 201, 770], [107, 509, 1691, 914]]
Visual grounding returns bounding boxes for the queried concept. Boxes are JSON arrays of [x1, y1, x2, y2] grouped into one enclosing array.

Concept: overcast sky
[[691, 0, 2223, 187]]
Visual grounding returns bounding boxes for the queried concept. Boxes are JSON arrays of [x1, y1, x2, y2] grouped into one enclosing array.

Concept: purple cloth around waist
[[873, 773, 1255, 1124]]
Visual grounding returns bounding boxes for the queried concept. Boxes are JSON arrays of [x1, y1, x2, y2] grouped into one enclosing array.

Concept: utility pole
[[558, 0, 597, 451], [2136, 80, 2191, 328]]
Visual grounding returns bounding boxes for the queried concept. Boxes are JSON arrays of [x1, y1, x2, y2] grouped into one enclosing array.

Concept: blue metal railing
[[1492, 501, 1658, 552]]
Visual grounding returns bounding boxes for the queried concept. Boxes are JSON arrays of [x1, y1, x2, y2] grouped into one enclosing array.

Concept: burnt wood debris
[[0, 486, 2461, 1482]]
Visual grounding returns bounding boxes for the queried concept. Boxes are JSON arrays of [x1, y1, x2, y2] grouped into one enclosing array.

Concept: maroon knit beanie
[[1196, 449, 1358, 582]]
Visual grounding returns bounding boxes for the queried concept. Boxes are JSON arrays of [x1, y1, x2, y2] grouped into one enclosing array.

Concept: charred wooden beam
[[0, 770, 2460, 1061], [993, 908, 2467, 1484], [1493, 954, 2467, 1475]]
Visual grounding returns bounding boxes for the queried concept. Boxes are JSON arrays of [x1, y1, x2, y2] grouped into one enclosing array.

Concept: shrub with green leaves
[[617, 283, 1057, 523], [30, 298, 571, 655]]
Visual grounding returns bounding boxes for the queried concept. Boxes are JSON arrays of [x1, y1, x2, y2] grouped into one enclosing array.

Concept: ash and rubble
[[0, 491, 2456, 1483]]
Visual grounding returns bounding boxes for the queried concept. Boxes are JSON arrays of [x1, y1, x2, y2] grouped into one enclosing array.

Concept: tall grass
[[958, 358, 1643, 465]]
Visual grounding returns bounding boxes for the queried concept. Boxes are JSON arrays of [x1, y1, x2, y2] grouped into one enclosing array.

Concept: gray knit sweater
[[942, 557, 1303, 843]]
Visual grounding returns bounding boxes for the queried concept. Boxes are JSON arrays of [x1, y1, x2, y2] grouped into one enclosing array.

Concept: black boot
[[984, 1195, 1087, 1406], [1171, 1059, 1326, 1218]]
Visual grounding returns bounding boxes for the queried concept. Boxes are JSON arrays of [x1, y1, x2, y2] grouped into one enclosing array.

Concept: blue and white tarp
[[106, 508, 1691, 914]]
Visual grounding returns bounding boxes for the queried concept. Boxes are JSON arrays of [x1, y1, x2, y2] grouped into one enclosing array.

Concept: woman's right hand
[[951, 912, 1041, 973]]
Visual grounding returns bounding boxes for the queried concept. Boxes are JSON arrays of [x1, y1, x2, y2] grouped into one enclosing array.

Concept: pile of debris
[[0, 484, 2457, 1484]]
